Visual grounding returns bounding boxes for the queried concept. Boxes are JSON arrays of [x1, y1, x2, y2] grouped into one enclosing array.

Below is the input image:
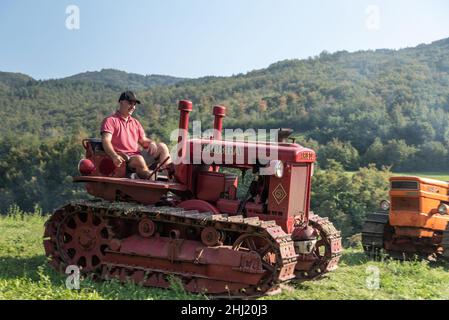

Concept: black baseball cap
[[118, 91, 141, 104]]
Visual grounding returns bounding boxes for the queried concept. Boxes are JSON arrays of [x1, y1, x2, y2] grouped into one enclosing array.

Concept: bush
[[311, 160, 391, 237], [0, 134, 87, 213], [361, 138, 417, 171], [318, 139, 360, 170]]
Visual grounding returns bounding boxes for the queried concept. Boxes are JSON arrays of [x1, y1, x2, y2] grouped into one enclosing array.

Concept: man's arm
[[102, 132, 125, 167], [139, 134, 161, 157], [138, 134, 153, 149], [136, 120, 153, 150]]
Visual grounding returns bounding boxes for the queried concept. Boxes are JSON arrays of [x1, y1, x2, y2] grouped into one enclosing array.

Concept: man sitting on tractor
[[100, 90, 173, 179]]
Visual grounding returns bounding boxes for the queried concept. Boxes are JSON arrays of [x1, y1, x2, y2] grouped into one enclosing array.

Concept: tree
[[318, 139, 360, 170], [383, 139, 418, 170], [311, 160, 391, 238], [362, 138, 384, 167], [414, 141, 449, 170]]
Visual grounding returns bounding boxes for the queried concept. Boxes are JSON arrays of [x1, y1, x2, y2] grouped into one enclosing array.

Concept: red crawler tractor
[[43, 100, 342, 297]]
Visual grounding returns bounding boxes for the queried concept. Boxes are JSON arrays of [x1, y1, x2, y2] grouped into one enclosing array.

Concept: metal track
[[310, 214, 342, 276], [441, 223, 449, 260], [361, 211, 389, 257], [296, 214, 342, 280], [44, 199, 298, 298]]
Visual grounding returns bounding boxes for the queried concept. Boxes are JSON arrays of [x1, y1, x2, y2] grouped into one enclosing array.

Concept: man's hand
[[146, 141, 158, 155], [111, 154, 125, 167], [102, 132, 125, 167], [139, 136, 154, 150]]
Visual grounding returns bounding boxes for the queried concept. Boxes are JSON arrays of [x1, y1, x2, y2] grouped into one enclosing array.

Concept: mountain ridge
[[2, 36, 448, 86], [60, 68, 188, 90]]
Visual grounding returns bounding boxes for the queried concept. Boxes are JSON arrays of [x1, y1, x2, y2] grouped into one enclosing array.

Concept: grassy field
[[1, 212, 449, 300], [346, 171, 449, 181], [393, 172, 449, 181]]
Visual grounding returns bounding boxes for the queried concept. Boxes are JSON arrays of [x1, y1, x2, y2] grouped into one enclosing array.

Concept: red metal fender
[[103, 235, 265, 286], [178, 199, 220, 214]]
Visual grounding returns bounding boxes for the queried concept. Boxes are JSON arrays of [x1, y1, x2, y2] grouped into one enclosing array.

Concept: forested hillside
[[1, 38, 449, 226], [63, 69, 186, 90]]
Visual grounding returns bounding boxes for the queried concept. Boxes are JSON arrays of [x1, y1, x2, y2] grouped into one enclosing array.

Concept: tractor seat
[[87, 138, 105, 153]]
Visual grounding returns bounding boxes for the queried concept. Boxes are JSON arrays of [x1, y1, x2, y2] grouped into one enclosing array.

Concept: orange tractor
[[362, 176, 449, 260], [43, 100, 342, 297]]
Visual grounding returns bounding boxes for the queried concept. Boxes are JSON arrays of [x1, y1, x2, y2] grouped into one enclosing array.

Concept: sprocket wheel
[[300, 216, 341, 279], [44, 205, 112, 273], [232, 234, 279, 289]]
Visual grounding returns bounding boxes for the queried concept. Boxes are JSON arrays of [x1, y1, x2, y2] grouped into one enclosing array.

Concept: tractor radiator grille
[[391, 181, 419, 190], [391, 197, 419, 211]]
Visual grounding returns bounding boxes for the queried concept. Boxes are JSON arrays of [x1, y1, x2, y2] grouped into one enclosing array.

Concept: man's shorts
[[124, 142, 167, 168]]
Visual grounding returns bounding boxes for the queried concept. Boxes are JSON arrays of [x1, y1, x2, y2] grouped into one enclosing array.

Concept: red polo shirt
[[100, 111, 145, 156]]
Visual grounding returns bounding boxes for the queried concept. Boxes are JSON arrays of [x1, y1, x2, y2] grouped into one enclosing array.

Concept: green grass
[[0, 212, 201, 300], [1, 213, 449, 300], [264, 250, 449, 300], [393, 172, 449, 181]]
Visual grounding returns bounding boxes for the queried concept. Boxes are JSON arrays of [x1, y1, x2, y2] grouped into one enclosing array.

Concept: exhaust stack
[[212, 105, 226, 140], [177, 100, 193, 158]]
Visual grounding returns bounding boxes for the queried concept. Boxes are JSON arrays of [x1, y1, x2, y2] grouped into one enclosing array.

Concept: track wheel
[[56, 208, 112, 273], [361, 211, 391, 259], [300, 216, 342, 279], [232, 234, 279, 289]]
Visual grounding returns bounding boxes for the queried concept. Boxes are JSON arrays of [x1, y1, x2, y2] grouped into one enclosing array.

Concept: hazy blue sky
[[0, 0, 448, 79]]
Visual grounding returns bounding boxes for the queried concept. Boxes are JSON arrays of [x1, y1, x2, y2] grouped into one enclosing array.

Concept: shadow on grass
[[428, 259, 449, 272], [0, 255, 203, 300], [0, 255, 48, 280]]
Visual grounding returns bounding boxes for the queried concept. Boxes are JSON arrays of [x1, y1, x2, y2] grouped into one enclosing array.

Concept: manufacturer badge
[[273, 184, 287, 205]]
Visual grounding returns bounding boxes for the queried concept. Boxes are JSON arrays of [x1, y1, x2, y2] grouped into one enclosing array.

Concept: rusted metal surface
[[44, 200, 299, 297], [138, 218, 156, 238], [44, 200, 343, 296], [201, 227, 223, 246], [294, 214, 342, 279], [44, 205, 113, 273]]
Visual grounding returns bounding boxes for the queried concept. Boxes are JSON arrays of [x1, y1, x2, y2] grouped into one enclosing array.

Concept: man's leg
[[128, 155, 152, 179], [147, 142, 172, 166], [150, 142, 175, 176]]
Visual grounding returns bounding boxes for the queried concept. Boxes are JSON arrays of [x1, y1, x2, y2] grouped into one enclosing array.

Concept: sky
[[0, 0, 448, 80]]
